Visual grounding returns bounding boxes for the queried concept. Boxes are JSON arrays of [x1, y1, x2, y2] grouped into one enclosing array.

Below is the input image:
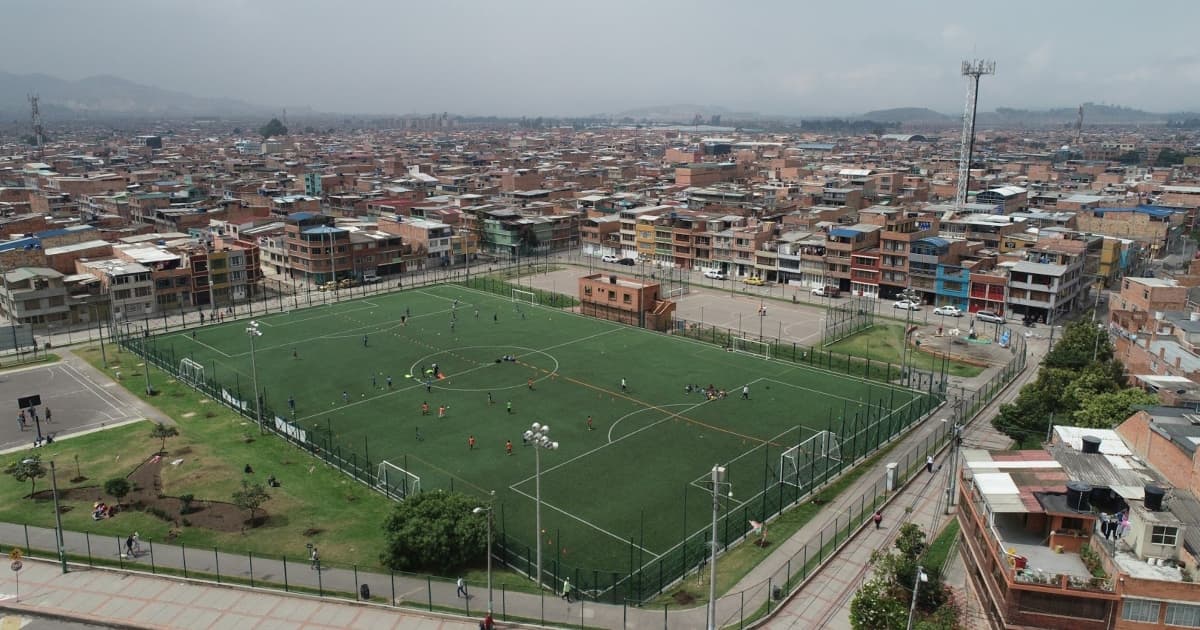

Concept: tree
[[7, 455, 46, 498], [1156, 148, 1188, 167], [380, 490, 486, 573], [259, 118, 288, 139], [1118, 150, 1142, 165], [849, 576, 908, 629], [1044, 320, 1112, 370], [150, 422, 179, 454], [850, 522, 957, 629], [1073, 388, 1159, 428], [104, 477, 132, 506], [231, 479, 270, 525]]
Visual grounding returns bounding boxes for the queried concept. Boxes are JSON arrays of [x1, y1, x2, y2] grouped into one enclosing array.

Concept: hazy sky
[[3, 0, 1199, 117]]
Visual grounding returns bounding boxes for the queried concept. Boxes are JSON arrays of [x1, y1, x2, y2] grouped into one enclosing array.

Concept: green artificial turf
[[133, 284, 937, 598]]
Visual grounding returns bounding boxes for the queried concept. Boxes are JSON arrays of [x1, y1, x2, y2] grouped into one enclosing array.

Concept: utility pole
[[944, 419, 963, 514]]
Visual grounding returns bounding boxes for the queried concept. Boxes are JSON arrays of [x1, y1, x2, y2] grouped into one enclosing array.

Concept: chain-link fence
[[114, 276, 1028, 611]]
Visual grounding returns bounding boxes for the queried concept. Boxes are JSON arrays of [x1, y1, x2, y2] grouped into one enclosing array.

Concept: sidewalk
[[0, 558, 477, 630], [760, 337, 1044, 629]]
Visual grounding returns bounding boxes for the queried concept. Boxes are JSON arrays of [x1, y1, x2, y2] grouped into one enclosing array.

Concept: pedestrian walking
[[132, 532, 141, 555], [561, 578, 572, 602], [438, 405, 446, 418], [474, 309, 479, 318], [487, 392, 494, 405], [620, 378, 627, 392], [505, 440, 513, 455], [421, 402, 430, 415], [926, 455, 934, 473], [342, 391, 350, 404], [457, 576, 468, 598], [310, 547, 320, 570], [125, 534, 134, 557], [425, 379, 433, 393], [506, 400, 513, 414], [873, 510, 883, 529], [288, 395, 296, 412], [16, 411, 24, 431], [387, 375, 393, 388], [741, 385, 750, 400], [587, 415, 594, 431], [415, 426, 423, 441], [362, 335, 368, 347], [468, 435, 475, 450], [493, 313, 498, 323], [372, 374, 378, 388], [401, 315, 407, 325], [527, 377, 534, 390], [292, 349, 299, 360]]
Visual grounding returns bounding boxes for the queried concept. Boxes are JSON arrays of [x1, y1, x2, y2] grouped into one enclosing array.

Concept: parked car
[[319, 281, 338, 292], [811, 286, 840, 298], [743, 276, 765, 286], [339, 278, 358, 288], [703, 269, 727, 280], [601, 254, 619, 263], [617, 258, 636, 266], [975, 310, 1006, 324], [892, 299, 921, 311], [932, 305, 962, 317]]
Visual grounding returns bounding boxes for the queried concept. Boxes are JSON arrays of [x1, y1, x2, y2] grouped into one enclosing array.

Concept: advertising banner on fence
[[220, 388, 249, 411], [274, 416, 307, 443]]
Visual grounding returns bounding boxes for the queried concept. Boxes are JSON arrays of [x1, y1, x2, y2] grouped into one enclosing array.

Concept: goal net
[[732, 336, 771, 360], [376, 460, 421, 500], [178, 358, 205, 385], [780, 430, 843, 490], [665, 286, 689, 299], [511, 289, 536, 305]]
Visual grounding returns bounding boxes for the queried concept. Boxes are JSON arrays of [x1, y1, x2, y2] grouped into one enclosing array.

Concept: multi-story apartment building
[[0, 267, 69, 326], [1075, 206, 1180, 257], [825, 224, 881, 294], [957, 422, 1200, 630], [861, 208, 940, 300], [580, 215, 621, 258], [114, 245, 192, 312], [78, 258, 154, 321]]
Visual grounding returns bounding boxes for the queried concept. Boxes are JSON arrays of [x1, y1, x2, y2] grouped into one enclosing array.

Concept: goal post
[[780, 430, 843, 490], [511, 288, 536, 305], [178, 358, 205, 385], [731, 336, 771, 359], [376, 460, 421, 500]]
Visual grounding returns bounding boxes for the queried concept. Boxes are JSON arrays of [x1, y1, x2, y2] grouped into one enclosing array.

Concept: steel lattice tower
[[954, 60, 995, 210]]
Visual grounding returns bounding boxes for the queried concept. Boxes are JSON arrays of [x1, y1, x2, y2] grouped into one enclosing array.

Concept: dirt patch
[[672, 590, 697, 605], [32, 454, 260, 533]]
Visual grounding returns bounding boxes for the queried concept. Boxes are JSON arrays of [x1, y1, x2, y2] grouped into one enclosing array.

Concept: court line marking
[[507, 485, 663, 559], [606, 403, 692, 443]]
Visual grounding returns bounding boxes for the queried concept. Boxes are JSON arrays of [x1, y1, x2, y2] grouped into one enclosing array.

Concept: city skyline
[[2, 0, 1199, 118]]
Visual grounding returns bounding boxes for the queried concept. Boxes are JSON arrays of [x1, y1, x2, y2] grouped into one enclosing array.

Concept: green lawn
[[826, 324, 984, 378], [923, 519, 961, 576], [127, 283, 938, 600]]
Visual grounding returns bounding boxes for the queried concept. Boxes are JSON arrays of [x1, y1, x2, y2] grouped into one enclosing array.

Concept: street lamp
[[757, 302, 766, 342], [472, 491, 496, 614], [906, 565, 929, 630], [706, 465, 733, 630], [245, 321, 265, 434], [26, 458, 66, 573], [899, 287, 921, 387], [522, 422, 560, 590]]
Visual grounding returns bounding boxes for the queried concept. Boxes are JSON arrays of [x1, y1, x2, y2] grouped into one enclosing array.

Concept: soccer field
[[140, 283, 938, 599]]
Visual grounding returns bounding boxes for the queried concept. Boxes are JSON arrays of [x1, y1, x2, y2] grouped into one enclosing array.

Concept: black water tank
[[1067, 481, 1092, 511], [1146, 485, 1165, 512], [1081, 436, 1101, 454]]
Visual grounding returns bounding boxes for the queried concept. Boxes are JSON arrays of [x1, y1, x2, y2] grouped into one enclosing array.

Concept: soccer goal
[[780, 430, 843, 490], [665, 286, 689, 299], [376, 460, 421, 500], [512, 288, 536, 305], [732, 336, 771, 359], [178, 358, 205, 385]]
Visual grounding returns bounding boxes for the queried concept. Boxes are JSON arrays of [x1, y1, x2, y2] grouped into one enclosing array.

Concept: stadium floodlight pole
[[523, 422, 559, 591], [245, 320, 265, 434], [707, 465, 732, 630], [472, 490, 496, 614]]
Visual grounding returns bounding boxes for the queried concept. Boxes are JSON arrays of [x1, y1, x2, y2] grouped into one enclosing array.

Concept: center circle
[[408, 345, 560, 392]]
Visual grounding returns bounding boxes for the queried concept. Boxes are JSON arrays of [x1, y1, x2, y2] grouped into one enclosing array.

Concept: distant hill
[[857, 107, 955, 124], [979, 103, 1196, 126], [0, 71, 271, 118]]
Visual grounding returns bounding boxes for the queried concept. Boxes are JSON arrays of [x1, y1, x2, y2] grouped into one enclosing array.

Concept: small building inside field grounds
[[578, 273, 674, 331]]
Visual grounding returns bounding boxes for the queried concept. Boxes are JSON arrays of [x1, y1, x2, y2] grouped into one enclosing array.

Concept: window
[[608, 290, 615, 301], [1166, 603, 1200, 627], [1121, 599, 1160, 623], [623, 293, 631, 304], [1151, 525, 1178, 546]]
